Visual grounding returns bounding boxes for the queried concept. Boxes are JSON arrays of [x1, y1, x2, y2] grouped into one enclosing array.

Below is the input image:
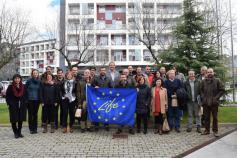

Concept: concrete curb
[[173, 126, 237, 158]]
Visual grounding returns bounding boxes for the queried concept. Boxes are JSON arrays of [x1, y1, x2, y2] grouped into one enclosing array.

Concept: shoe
[[94, 127, 99, 132], [175, 128, 181, 133], [42, 127, 47, 133], [129, 129, 135, 135], [30, 131, 34, 134], [196, 128, 201, 133], [81, 129, 85, 133], [137, 129, 141, 133], [33, 130, 37, 134], [62, 128, 67, 133], [154, 130, 159, 134], [69, 127, 73, 133], [87, 128, 93, 132], [186, 128, 192, 132], [105, 126, 109, 131], [14, 133, 19, 139], [158, 130, 163, 135], [50, 127, 55, 133], [213, 132, 219, 137], [143, 130, 147, 134], [116, 129, 122, 134], [201, 130, 210, 135]]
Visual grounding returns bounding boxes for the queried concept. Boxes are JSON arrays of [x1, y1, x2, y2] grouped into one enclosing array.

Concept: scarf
[[12, 82, 24, 97], [154, 87, 161, 116]]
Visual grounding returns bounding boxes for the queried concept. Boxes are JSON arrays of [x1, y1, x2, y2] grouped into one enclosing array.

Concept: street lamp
[[229, 0, 235, 102]]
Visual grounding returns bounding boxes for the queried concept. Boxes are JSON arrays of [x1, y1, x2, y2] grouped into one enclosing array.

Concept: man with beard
[[91, 67, 112, 131], [200, 68, 225, 137], [115, 74, 135, 135]]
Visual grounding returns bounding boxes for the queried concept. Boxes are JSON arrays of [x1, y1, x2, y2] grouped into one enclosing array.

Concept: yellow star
[[93, 102, 97, 105]]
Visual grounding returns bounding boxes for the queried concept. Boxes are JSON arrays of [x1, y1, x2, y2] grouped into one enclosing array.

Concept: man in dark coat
[[115, 74, 135, 135], [200, 68, 225, 137], [91, 67, 112, 131]]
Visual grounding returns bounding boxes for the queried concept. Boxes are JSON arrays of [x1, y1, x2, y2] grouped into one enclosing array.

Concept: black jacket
[[5, 85, 27, 123], [91, 75, 112, 88], [136, 84, 151, 114], [41, 83, 59, 104]]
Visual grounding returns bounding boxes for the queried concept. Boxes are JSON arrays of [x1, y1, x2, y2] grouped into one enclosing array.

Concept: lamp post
[[229, 0, 235, 102]]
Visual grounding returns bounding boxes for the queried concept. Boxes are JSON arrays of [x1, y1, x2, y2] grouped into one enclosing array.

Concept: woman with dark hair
[[25, 69, 42, 134], [41, 73, 59, 133], [6, 74, 27, 138], [136, 76, 151, 134], [151, 78, 168, 135], [152, 70, 162, 87], [60, 71, 77, 133]]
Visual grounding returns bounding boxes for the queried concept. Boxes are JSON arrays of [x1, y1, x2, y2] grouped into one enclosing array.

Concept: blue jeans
[[168, 105, 181, 129]]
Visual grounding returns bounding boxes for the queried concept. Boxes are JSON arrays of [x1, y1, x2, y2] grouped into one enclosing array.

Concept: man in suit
[[106, 61, 120, 88]]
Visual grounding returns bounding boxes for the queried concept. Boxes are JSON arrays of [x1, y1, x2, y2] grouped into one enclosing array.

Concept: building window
[[129, 49, 141, 61], [69, 4, 80, 15], [96, 35, 108, 46], [111, 50, 126, 61], [129, 35, 140, 45], [111, 34, 126, 45], [46, 52, 55, 65], [81, 3, 94, 15], [143, 50, 153, 61], [96, 50, 109, 62]]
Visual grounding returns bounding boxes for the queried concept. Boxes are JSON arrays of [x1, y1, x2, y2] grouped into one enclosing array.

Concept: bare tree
[[0, 2, 30, 70], [43, 16, 97, 70], [128, 0, 180, 64]]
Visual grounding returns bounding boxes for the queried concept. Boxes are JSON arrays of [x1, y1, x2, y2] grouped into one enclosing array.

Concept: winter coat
[[5, 85, 27, 123], [151, 87, 168, 114], [25, 78, 41, 101], [200, 77, 225, 106], [41, 83, 59, 105], [91, 75, 112, 88], [136, 84, 151, 114]]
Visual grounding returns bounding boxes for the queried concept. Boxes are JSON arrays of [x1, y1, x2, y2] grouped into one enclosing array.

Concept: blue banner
[[87, 86, 137, 126]]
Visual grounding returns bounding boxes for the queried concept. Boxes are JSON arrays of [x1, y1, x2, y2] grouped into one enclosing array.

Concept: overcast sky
[[1, 0, 237, 54]]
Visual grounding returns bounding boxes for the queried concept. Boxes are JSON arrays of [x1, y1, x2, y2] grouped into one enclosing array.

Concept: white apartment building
[[19, 39, 60, 77], [61, 0, 183, 68]]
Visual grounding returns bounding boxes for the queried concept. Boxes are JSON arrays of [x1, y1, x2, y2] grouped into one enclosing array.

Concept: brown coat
[[200, 77, 225, 107], [151, 87, 168, 115]]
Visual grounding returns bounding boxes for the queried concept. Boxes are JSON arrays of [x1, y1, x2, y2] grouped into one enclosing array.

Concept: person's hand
[[55, 103, 58, 106], [42, 104, 44, 107], [95, 86, 99, 88]]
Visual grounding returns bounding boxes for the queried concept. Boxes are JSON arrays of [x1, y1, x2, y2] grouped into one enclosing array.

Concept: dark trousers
[[55, 103, 63, 127], [203, 105, 218, 132], [42, 104, 55, 124], [167, 105, 181, 129], [154, 113, 164, 125], [12, 122, 22, 134], [62, 99, 76, 128], [28, 100, 40, 132], [136, 113, 148, 131]]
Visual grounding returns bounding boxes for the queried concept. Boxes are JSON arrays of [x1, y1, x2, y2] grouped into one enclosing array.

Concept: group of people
[[5, 62, 225, 139]]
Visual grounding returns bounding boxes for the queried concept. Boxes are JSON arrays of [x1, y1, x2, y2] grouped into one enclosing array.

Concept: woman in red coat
[[6, 74, 27, 138]]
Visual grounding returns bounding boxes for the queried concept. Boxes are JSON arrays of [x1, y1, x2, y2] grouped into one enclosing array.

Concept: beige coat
[[151, 87, 168, 115]]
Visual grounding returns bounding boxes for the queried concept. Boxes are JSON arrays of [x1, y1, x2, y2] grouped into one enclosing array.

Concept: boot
[[18, 129, 24, 138], [50, 123, 55, 133], [154, 125, 159, 134], [158, 124, 163, 135], [42, 123, 47, 133]]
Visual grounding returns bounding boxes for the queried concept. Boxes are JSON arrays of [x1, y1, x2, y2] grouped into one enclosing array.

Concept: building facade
[[19, 39, 59, 77], [61, 0, 183, 68]]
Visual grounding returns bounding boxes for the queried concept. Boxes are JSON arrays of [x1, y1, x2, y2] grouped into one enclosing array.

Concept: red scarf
[[154, 87, 161, 116], [12, 82, 24, 97]]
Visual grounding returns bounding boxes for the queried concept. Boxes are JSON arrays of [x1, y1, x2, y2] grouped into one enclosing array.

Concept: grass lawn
[[0, 103, 237, 125]]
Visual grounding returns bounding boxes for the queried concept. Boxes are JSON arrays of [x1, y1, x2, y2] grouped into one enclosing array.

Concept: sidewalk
[[185, 130, 237, 158]]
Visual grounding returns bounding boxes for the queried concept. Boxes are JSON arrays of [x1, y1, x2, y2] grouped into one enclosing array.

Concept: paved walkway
[[0, 125, 236, 158], [185, 130, 237, 158]]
